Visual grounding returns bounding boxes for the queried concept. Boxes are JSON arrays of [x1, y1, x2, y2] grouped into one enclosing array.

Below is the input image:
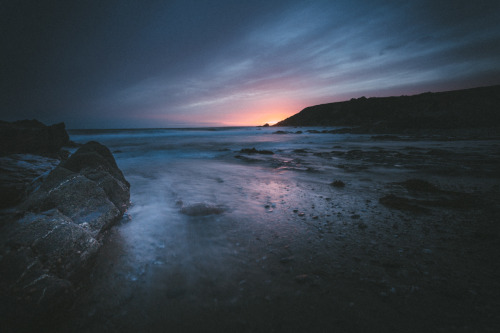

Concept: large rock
[[0, 119, 70, 156], [21, 142, 130, 234], [0, 154, 60, 209], [0, 141, 130, 328]]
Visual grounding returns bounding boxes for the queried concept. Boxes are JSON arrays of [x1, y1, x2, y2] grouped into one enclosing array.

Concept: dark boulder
[[0, 141, 130, 328], [180, 202, 226, 216], [330, 180, 346, 188], [21, 141, 130, 234], [21, 169, 122, 236], [0, 210, 90, 326], [0, 119, 69, 156], [60, 141, 130, 213], [0, 154, 60, 209]]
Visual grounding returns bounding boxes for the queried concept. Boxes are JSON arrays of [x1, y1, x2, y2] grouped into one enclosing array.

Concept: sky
[[1, 0, 500, 128]]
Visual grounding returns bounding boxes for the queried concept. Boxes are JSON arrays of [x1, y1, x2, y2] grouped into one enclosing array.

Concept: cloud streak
[[1, 0, 499, 128]]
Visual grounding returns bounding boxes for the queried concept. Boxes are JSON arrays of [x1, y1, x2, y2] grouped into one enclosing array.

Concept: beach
[[37, 127, 500, 332]]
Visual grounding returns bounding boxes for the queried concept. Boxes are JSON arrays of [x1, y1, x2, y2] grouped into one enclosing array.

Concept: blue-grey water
[[57, 127, 500, 332], [64, 127, 358, 332]]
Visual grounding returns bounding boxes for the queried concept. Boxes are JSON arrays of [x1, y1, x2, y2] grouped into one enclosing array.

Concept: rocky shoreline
[[2, 120, 499, 332], [0, 121, 130, 330]]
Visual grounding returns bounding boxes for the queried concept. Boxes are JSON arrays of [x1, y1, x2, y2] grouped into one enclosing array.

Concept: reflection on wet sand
[[55, 128, 500, 332]]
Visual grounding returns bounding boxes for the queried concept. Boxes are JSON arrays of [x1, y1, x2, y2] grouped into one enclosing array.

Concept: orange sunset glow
[[222, 110, 294, 126]]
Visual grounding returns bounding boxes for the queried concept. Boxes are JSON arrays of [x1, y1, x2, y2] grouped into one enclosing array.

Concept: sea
[[62, 126, 370, 331], [58, 126, 500, 332]]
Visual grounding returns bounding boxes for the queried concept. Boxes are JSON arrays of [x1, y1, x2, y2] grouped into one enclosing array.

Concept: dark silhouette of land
[[274, 85, 500, 133], [0, 119, 69, 156]]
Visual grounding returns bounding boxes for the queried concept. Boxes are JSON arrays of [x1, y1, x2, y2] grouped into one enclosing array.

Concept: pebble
[[280, 256, 294, 264], [294, 274, 310, 283]]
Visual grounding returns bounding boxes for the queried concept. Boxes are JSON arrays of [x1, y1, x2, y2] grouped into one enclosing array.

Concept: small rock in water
[[239, 147, 274, 155], [330, 180, 345, 187], [357, 222, 368, 229], [180, 202, 226, 216]]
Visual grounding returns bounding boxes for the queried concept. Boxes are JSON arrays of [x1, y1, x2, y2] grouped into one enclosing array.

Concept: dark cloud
[[1, 0, 499, 127]]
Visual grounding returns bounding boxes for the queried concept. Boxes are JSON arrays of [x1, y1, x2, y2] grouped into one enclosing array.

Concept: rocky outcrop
[[0, 141, 130, 327], [0, 119, 70, 156], [274, 85, 500, 133], [0, 154, 60, 209], [0, 120, 72, 209]]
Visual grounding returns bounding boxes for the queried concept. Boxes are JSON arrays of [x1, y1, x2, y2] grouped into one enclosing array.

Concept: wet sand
[[47, 133, 500, 332]]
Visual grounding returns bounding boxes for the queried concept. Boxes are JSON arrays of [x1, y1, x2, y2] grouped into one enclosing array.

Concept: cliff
[[274, 85, 500, 133]]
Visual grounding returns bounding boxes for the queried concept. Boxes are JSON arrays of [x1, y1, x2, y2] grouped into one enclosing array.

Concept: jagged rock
[[0, 119, 69, 156], [20, 141, 130, 234], [5, 209, 100, 279], [0, 154, 60, 209], [21, 171, 121, 236], [0, 141, 130, 326], [61, 141, 130, 214], [0, 242, 74, 324]]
